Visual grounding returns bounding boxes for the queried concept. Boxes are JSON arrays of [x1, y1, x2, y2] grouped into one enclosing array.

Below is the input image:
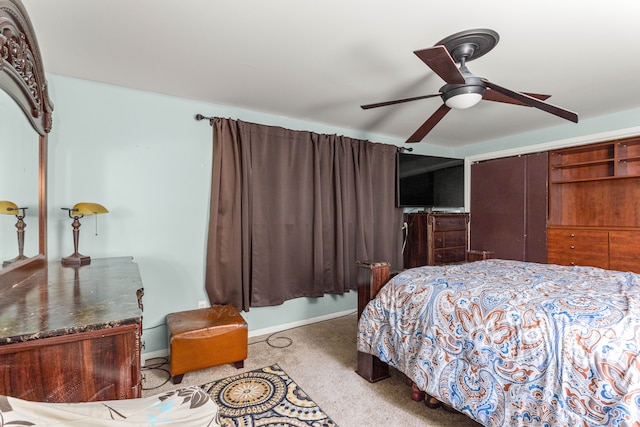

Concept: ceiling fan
[[361, 29, 578, 143]]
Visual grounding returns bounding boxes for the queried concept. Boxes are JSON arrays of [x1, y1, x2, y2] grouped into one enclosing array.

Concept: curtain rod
[[196, 113, 412, 152], [195, 113, 213, 125]]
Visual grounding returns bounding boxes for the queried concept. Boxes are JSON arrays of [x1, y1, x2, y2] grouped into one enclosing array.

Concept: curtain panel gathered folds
[[205, 118, 403, 311]]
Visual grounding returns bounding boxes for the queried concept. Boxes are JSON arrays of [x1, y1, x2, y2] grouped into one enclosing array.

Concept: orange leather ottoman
[[166, 305, 247, 384]]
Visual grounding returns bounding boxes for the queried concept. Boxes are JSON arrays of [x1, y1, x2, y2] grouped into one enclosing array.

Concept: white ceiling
[[22, 0, 640, 147]]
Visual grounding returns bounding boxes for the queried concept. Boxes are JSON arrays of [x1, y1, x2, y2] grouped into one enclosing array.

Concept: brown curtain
[[205, 118, 403, 311]]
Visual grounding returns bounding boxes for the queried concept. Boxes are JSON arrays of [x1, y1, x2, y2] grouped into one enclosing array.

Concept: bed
[[357, 259, 640, 426]]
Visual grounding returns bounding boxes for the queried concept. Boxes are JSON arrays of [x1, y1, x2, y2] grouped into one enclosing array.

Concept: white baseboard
[[247, 308, 356, 338], [141, 309, 357, 367], [141, 348, 169, 366]]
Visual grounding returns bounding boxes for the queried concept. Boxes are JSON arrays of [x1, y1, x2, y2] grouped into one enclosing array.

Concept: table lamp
[[61, 202, 109, 266], [0, 200, 28, 267]]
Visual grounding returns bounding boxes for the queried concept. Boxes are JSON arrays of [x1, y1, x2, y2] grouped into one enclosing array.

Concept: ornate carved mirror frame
[[0, 0, 53, 285]]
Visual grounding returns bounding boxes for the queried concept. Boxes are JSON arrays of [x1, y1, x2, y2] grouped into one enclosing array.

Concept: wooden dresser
[[547, 137, 640, 273], [0, 257, 144, 402], [403, 212, 470, 268]]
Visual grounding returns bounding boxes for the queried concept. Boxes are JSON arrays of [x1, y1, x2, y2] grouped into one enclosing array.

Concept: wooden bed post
[[355, 261, 391, 382]]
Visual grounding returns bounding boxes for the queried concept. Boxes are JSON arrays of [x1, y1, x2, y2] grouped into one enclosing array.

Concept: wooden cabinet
[[0, 257, 143, 402], [548, 137, 640, 273], [403, 212, 469, 268]]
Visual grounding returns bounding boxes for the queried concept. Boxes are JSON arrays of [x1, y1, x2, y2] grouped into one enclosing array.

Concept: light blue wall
[[42, 74, 458, 354], [36, 74, 640, 354], [454, 108, 640, 158]]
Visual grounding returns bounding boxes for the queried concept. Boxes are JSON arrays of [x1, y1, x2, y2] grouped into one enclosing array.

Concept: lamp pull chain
[[94, 215, 99, 236]]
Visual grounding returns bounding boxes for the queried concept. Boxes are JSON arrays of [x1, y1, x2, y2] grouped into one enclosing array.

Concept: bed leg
[[356, 351, 390, 382], [410, 382, 425, 402]]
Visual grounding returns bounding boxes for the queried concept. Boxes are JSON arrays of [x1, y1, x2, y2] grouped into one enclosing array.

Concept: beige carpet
[[142, 313, 482, 427]]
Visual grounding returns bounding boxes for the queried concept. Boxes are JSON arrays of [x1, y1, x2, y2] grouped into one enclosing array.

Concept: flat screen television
[[396, 152, 464, 208]]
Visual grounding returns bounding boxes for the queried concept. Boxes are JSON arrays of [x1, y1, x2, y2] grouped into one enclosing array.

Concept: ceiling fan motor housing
[[441, 75, 486, 109]]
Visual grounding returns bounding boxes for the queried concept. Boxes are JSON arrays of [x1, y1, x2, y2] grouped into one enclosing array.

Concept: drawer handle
[[436, 254, 443, 259], [436, 238, 443, 243], [569, 262, 575, 266], [570, 233, 575, 237], [570, 245, 575, 249]]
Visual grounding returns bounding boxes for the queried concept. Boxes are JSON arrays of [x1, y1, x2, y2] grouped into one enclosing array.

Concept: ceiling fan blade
[[406, 104, 451, 143], [483, 88, 551, 106], [483, 80, 578, 123], [361, 93, 441, 110], [414, 45, 465, 85]]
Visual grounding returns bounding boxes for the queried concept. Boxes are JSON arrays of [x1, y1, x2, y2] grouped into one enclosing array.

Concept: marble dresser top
[[0, 257, 143, 345]]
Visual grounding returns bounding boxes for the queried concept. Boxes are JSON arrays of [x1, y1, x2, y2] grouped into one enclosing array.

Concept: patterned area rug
[[200, 364, 337, 427]]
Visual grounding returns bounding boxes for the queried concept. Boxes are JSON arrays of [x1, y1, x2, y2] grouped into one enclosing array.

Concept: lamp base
[[62, 253, 91, 266], [2, 254, 28, 268]]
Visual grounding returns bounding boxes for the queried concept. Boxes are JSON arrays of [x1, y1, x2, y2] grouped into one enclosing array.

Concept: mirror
[[0, 89, 39, 266], [0, 0, 53, 284]]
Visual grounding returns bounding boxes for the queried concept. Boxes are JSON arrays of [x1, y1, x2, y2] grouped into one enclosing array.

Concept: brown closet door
[[471, 156, 526, 260], [470, 152, 548, 262], [524, 152, 548, 263]]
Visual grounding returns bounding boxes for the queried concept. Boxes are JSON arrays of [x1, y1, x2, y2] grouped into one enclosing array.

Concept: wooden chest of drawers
[[404, 212, 469, 268]]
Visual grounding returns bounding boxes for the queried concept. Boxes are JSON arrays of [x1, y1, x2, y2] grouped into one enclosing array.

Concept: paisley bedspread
[[357, 259, 640, 426]]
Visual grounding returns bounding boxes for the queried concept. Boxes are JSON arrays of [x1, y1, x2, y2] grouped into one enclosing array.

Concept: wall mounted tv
[[396, 152, 464, 208]]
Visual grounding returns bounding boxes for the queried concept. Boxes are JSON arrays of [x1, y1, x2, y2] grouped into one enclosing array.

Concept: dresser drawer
[[433, 230, 466, 248], [433, 247, 466, 264], [547, 251, 610, 269], [547, 229, 608, 252], [431, 215, 467, 231]]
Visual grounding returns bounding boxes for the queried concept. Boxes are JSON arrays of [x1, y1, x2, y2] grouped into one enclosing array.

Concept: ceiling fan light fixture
[[445, 92, 482, 109], [442, 86, 485, 109]]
